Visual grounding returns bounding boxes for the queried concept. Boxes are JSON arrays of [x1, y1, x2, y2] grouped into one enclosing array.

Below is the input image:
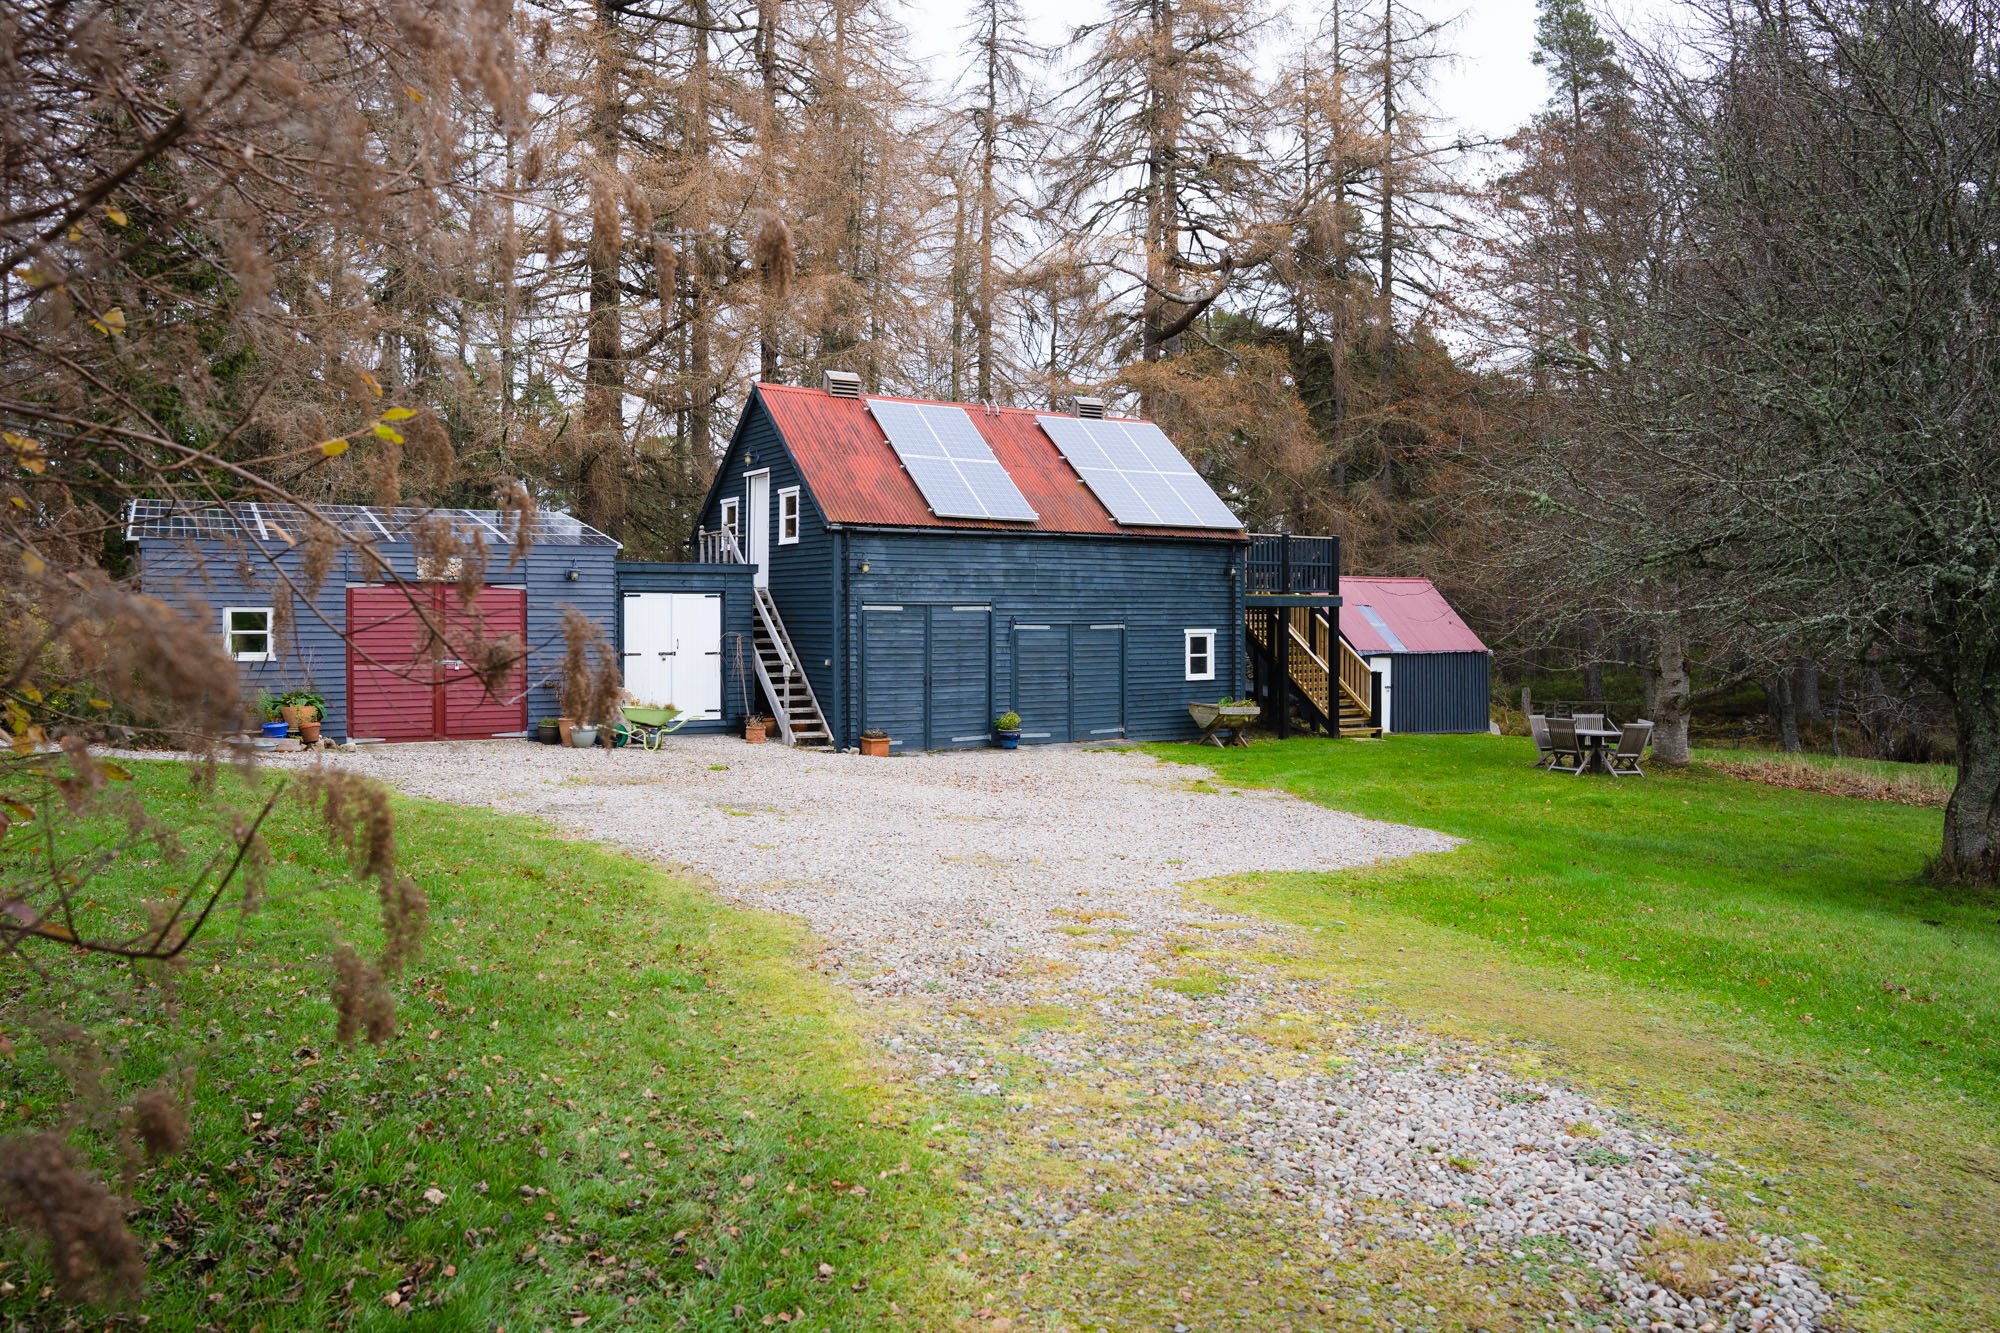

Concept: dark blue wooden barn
[[690, 375, 1285, 750], [126, 500, 618, 742]]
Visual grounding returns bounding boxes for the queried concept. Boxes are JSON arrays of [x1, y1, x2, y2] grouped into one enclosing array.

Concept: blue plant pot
[[260, 721, 288, 738], [996, 731, 1020, 750]]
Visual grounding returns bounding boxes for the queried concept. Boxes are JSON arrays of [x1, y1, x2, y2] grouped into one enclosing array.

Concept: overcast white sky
[[899, 0, 1678, 150]]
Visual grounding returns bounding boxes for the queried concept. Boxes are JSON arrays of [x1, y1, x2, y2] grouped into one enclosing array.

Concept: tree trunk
[[974, 5, 999, 403], [1645, 624, 1691, 766], [1791, 657, 1822, 721], [579, 0, 626, 538], [1940, 669, 2000, 884], [1766, 670, 1801, 753]]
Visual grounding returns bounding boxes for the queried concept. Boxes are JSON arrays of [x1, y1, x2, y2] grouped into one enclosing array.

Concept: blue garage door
[[860, 604, 994, 751], [1011, 622, 1126, 743]]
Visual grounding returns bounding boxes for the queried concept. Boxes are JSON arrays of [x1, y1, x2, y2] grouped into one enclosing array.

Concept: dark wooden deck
[[1245, 533, 1341, 603]]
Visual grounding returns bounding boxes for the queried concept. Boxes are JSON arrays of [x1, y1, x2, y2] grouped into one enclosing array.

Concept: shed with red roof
[[1338, 576, 1491, 734]]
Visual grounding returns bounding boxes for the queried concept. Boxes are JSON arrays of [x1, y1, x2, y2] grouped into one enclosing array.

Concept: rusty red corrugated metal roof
[[1339, 577, 1488, 654], [754, 383, 1246, 541]]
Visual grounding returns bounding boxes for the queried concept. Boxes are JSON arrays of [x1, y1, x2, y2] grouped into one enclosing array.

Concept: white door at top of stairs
[[621, 592, 724, 720]]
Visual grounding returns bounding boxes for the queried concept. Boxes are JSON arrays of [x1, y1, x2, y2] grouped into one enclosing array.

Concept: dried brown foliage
[[330, 943, 397, 1046], [558, 605, 623, 727], [298, 768, 427, 976], [129, 1087, 189, 1161], [754, 216, 797, 300], [0, 1134, 145, 1304]]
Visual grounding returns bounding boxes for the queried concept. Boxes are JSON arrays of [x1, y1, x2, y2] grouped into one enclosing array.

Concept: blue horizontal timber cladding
[[695, 390, 844, 732], [839, 531, 1243, 748], [1388, 651, 1491, 734], [133, 537, 617, 740], [695, 390, 1246, 750], [613, 562, 757, 733]]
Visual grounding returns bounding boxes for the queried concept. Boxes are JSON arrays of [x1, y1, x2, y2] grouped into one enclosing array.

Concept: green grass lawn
[[0, 765, 959, 1329], [1148, 733, 2000, 1330]]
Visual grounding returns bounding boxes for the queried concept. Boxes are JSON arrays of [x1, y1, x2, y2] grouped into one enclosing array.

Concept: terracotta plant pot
[[300, 721, 321, 744], [279, 704, 311, 733], [557, 717, 575, 746], [859, 733, 891, 757], [744, 718, 768, 745]]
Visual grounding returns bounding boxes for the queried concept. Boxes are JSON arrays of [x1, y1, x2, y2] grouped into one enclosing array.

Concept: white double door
[[621, 593, 723, 720]]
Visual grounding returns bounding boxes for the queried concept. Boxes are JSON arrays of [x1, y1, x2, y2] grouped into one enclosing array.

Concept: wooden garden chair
[[1528, 714, 1556, 768], [1606, 720, 1654, 777], [1544, 716, 1588, 775]]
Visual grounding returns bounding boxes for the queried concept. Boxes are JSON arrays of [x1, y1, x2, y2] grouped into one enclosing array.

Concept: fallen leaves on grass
[[1702, 753, 1949, 807]]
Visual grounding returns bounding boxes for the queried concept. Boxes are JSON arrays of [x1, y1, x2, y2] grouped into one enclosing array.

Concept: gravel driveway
[[297, 737, 1834, 1331]]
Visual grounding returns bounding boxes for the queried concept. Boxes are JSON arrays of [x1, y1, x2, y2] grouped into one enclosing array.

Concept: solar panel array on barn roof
[[866, 399, 1039, 521], [752, 383, 1247, 540], [123, 499, 619, 548]]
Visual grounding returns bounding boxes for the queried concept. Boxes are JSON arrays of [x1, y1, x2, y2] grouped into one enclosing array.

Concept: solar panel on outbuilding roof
[[866, 399, 1038, 522], [123, 499, 620, 547], [1035, 416, 1240, 530]]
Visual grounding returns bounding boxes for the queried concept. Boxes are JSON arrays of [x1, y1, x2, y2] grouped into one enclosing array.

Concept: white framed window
[[719, 496, 740, 534], [225, 606, 274, 662], [777, 487, 801, 545], [1184, 627, 1216, 682]]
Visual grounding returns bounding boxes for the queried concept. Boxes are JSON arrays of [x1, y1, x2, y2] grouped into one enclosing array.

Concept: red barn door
[[346, 586, 528, 742], [347, 587, 439, 741], [441, 587, 527, 738]]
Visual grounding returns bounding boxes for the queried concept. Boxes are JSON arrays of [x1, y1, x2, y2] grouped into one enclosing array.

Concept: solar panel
[[867, 399, 1039, 522], [1035, 416, 1241, 529], [123, 499, 620, 547]]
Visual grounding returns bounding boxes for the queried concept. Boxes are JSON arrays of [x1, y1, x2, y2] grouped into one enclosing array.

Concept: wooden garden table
[[1574, 726, 1622, 773]]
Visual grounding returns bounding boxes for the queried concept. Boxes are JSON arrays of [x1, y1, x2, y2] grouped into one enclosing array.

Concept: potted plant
[[255, 693, 287, 739], [536, 717, 561, 744], [744, 713, 769, 745], [300, 716, 322, 744], [993, 711, 1022, 750], [277, 689, 325, 735], [859, 727, 890, 757]]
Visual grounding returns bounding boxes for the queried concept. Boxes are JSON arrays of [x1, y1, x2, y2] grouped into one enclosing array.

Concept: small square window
[[719, 497, 740, 534], [1184, 628, 1216, 682], [226, 606, 274, 662], [777, 487, 801, 545]]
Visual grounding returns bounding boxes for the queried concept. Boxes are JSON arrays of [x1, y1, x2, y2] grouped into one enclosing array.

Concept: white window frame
[[225, 606, 275, 662], [777, 486, 801, 545], [1184, 627, 1216, 682], [718, 496, 740, 535]]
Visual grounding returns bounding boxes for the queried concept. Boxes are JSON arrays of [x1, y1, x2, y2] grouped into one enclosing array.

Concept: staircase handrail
[[750, 587, 831, 747], [1334, 623, 1373, 712]]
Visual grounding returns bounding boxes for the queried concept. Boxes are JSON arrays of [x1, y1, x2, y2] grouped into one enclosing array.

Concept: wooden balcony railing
[[697, 526, 746, 565], [1246, 532, 1340, 597]]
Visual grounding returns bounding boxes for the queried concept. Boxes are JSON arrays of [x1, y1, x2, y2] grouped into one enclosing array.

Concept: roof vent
[[1073, 395, 1107, 420], [823, 369, 863, 398]]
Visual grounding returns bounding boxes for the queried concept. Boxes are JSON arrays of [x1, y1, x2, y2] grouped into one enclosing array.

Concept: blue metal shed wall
[[837, 530, 1243, 748], [1388, 651, 1491, 734], [695, 392, 844, 735], [613, 563, 757, 733], [133, 539, 617, 740]]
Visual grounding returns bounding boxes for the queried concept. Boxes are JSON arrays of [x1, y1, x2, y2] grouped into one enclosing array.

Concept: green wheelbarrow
[[618, 705, 686, 750]]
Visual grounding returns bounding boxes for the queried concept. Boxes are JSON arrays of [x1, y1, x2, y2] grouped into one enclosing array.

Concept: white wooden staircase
[[750, 587, 833, 749]]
